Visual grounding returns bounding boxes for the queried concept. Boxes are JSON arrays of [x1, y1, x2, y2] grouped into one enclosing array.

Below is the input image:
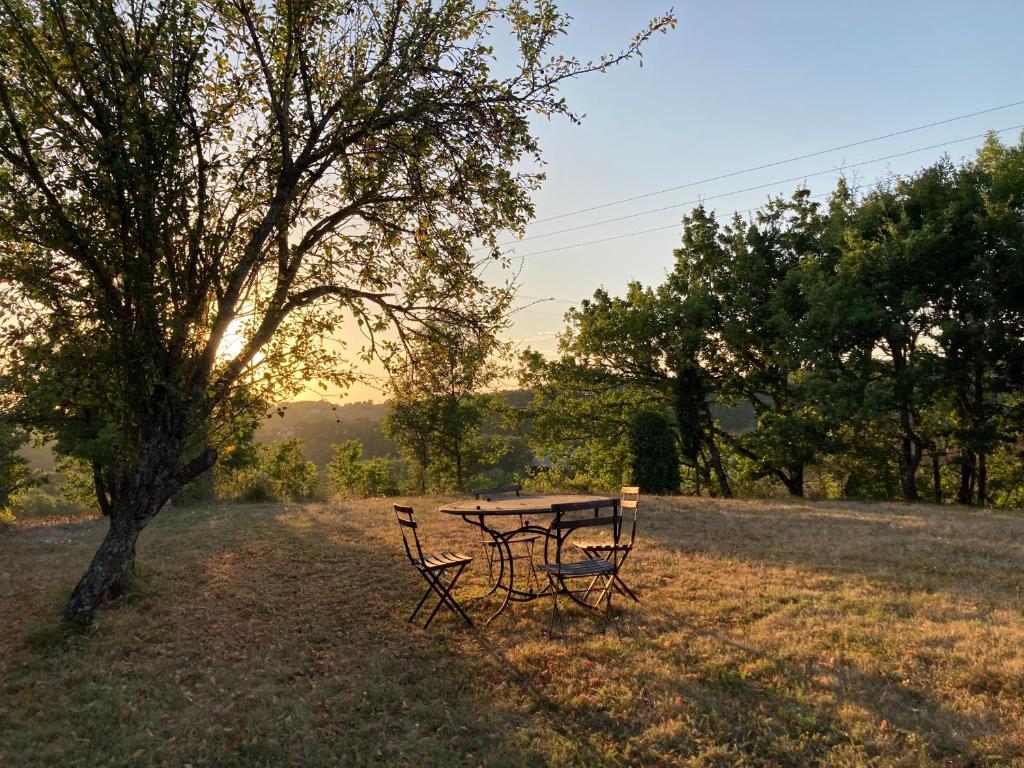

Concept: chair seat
[[573, 540, 632, 553], [421, 551, 473, 570], [538, 559, 615, 578], [484, 532, 542, 546]]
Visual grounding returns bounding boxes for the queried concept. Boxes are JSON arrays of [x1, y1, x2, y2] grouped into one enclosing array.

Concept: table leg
[[485, 531, 515, 626], [461, 515, 550, 626]]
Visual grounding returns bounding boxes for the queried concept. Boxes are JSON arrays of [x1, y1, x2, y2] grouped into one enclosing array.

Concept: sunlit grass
[[1, 497, 1023, 766]]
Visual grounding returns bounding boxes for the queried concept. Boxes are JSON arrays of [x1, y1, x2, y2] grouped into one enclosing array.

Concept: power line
[[513, 183, 880, 311], [505, 124, 1023, 262], [494, 124, 1023, 250], [525, 99, 1024, 226]]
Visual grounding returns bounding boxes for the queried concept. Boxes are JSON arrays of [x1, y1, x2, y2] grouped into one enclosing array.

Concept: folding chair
[[472, 484, 542, 592], [537, 498, 622, 638], [573, 487, 641, 602], [393, 504, 473, 629]]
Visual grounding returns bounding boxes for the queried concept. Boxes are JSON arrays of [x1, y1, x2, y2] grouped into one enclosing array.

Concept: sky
[[327, 0, 1024, 403]]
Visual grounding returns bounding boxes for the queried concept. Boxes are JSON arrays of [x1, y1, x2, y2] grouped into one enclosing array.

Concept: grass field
[[2, 496, 1023, 767]]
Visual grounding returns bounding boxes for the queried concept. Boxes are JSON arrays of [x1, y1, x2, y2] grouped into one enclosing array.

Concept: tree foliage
[[627, 410, 681, 494], [326, 439, 400, 498], [526, 134, 1024, 505], [0, 422, 41, 522], [382, 323, 510, 492]]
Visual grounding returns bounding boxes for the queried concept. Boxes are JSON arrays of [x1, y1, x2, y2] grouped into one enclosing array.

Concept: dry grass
[[1, 496, 1023, 767]]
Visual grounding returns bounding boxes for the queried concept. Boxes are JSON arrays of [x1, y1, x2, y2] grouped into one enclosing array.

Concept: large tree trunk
[[892, 345, 922, 501], [64, 434, 217, 625], [771, 464, 804, 496], [778, 465, 804, 497], [64, 511, 145, 624], [932, 453, 942, 504], [900, 434, 923, 502]]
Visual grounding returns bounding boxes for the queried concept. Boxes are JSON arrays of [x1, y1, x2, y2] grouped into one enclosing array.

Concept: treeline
[[5, 139, 1022, 519], [525, 135, 1024, 506]]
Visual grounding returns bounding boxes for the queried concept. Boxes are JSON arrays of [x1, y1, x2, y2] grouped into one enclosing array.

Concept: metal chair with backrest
[[472, 484, 542, 592], [537, 497, 622, 638], [573, 486, 641, 602], [392, 504, 473, 629]]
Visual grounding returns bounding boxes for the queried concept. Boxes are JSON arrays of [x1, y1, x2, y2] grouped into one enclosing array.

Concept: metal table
[[440, 494, 615, 625]]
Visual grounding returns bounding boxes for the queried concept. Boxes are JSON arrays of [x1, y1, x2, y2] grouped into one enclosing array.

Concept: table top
[[439, 494, 614, 516]]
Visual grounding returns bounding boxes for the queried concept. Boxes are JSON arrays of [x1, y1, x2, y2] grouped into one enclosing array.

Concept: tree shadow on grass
[[625, 608, 1020, 766], [618, 499, 1024, 764], [638, 497, 1024, 609], [4, 503, 603, 767]]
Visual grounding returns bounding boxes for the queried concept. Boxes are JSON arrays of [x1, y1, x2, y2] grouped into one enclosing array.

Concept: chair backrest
[[620, 486, 640, 548], [393, 504, 425, 564], [545, 498, 621, 564], [472, 484, 521, 500]]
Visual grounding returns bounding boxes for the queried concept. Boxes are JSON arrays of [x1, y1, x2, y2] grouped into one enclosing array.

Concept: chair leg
[[547, 575, 564, 640], [603, 577, 621, 638], [613, 575, 641, 602], [421, 564, 472, 629], [581, 572, 603, 604], [441, 568, 474, 627], [408, 578, 434, 623], [587, 548, 640, 603]]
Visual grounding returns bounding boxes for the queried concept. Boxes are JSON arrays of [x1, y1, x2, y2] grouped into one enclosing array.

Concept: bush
[[14, 487, 59, 517], [262, 439, 320, 502], [327, 441, 401, 498], [628, 410, 681, 494], [212, 438, 321, 503]]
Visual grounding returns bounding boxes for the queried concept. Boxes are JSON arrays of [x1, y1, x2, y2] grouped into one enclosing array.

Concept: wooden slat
[[620, 486, 640, 509], [550, 498, 619, 513], [552, 515, 619, 530]]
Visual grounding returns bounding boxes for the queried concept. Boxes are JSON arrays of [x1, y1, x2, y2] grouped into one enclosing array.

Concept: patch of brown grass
[[1, 496, 1023, 766]]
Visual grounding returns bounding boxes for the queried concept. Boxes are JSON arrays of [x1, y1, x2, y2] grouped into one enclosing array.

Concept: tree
[[262, 438, 319, 501], [804, 141, 1024, 504], [383, 323, 507, 491], [381, 393, 439, 493], [521, 350, 648, 490], [0, 1, 674, 622], [327, 439, 399, 497], [929, 138, 1024, 504], [627, 410, 680, 494], [534, 282, 729, 495], [669, 193, 841, 498]]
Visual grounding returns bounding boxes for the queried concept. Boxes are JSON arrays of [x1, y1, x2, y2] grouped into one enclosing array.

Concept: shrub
[[628, 410, 681, 494], [327, 441, 400, 498], [14, 487, 59, 517], [262, 439, 320, 502]]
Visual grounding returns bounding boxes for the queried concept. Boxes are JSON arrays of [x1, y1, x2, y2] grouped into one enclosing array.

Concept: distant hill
[[256, 400, 396, 468]]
